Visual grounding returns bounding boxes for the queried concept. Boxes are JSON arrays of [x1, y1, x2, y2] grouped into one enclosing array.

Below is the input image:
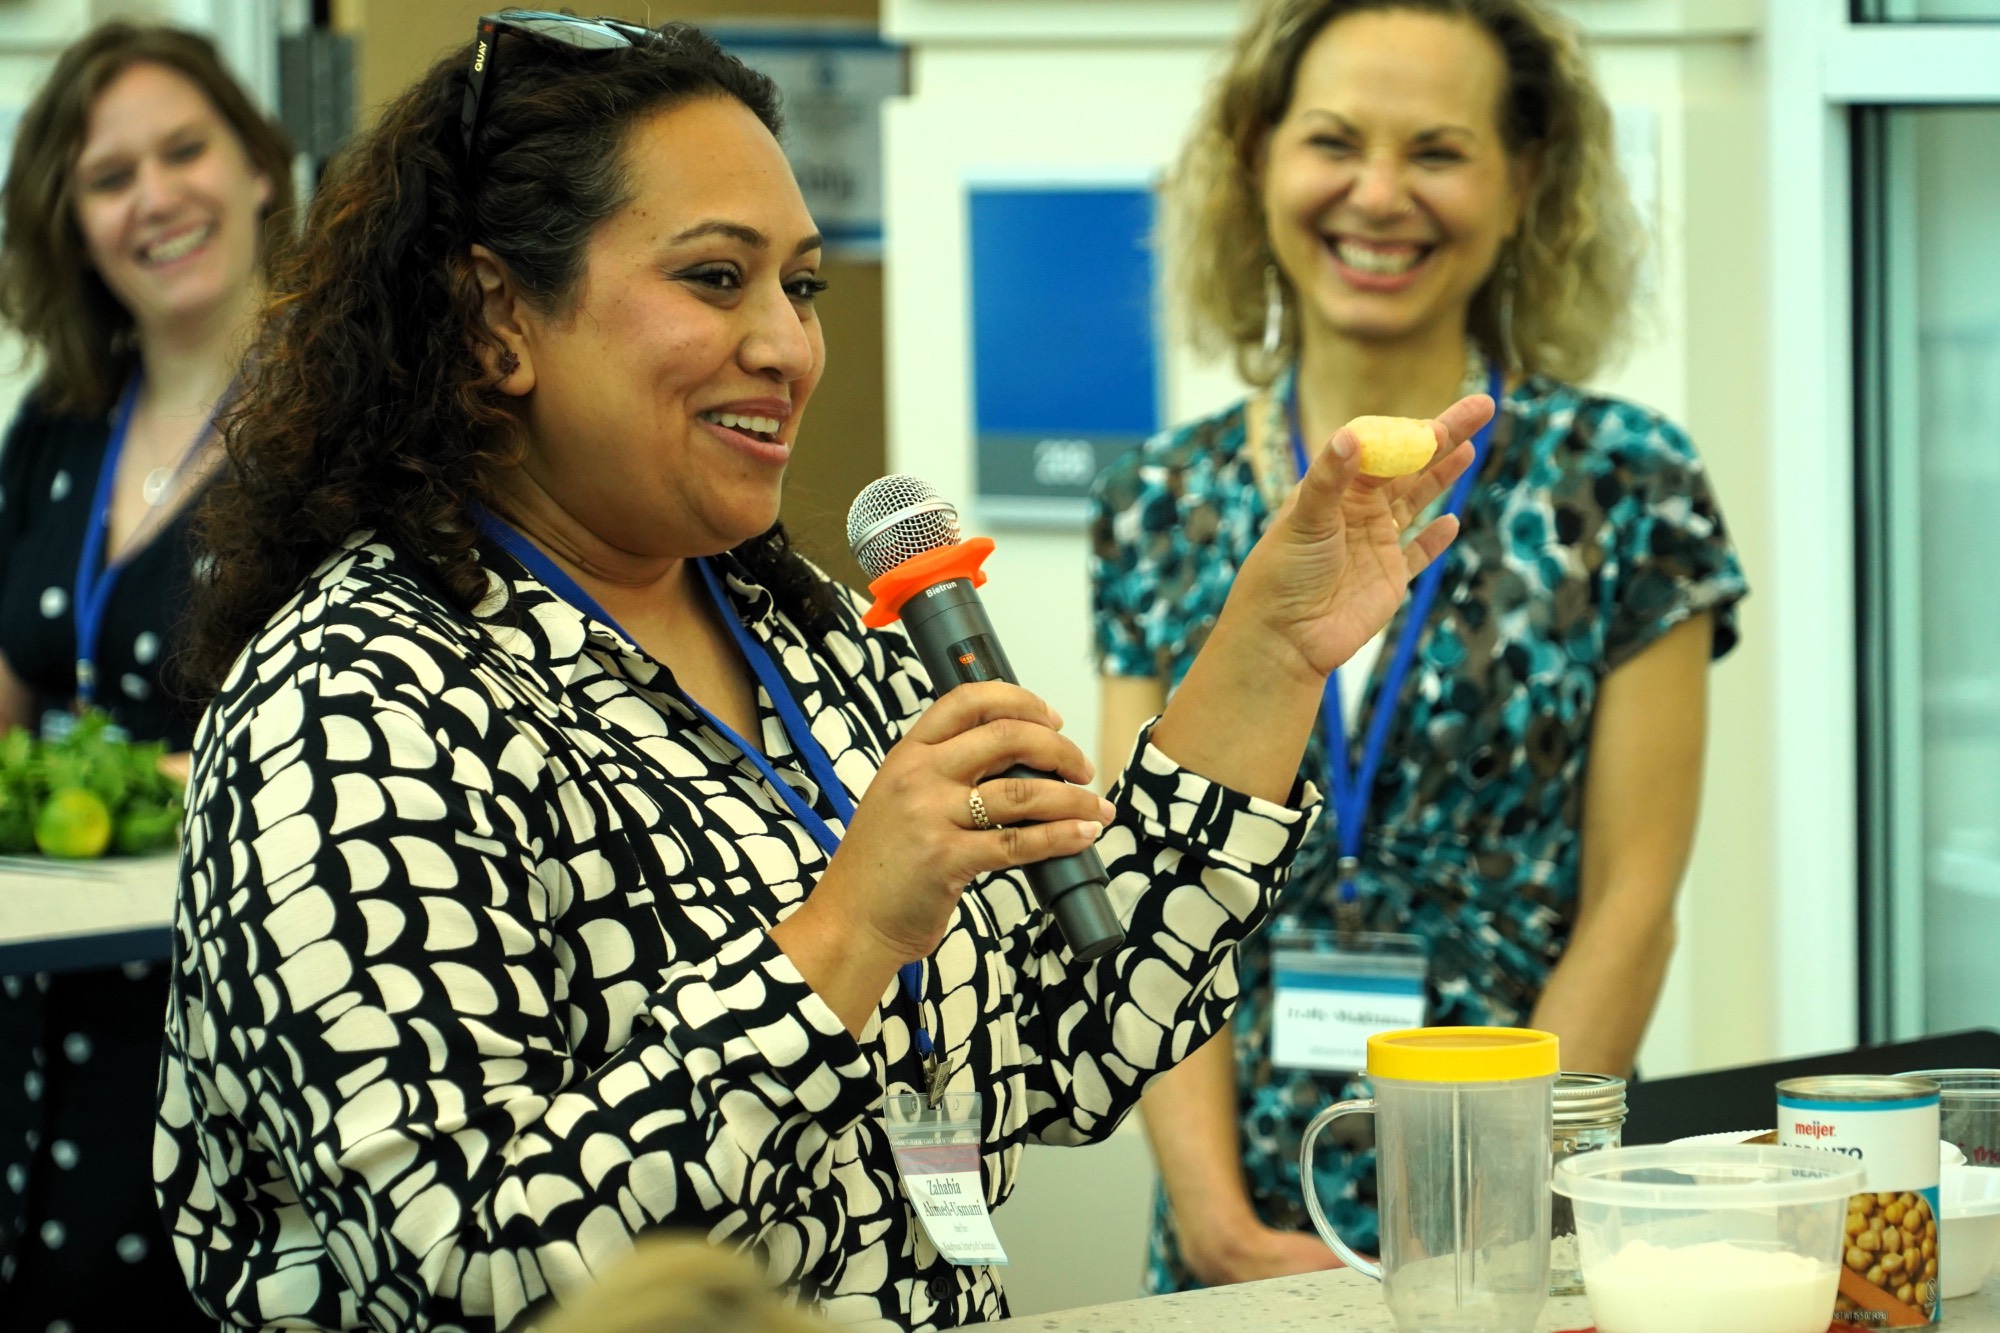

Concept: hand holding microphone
[[846, 478, 1126, 964], [825, 395, 1483, 966]]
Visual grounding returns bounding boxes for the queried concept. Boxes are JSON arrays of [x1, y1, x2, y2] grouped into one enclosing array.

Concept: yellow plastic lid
[[1366, 1026, 1561, 1083]]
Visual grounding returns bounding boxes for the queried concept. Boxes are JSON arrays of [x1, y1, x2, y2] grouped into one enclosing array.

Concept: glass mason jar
[[1549, 1071, 1627, 1296]]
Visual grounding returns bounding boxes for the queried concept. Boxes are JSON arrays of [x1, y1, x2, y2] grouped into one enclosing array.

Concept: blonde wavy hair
[[1170, 0, 1642, 387]]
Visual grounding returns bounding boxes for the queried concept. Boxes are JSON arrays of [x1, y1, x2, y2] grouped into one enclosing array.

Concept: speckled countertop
[[984, 1266, 2000, 1330]]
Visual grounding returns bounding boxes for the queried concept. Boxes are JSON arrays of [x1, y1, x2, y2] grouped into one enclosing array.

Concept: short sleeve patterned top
[[1088, 371, 1748, 1292]]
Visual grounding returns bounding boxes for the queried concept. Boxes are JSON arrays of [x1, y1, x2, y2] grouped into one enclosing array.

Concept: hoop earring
[[1261, 264, 1285, 360]]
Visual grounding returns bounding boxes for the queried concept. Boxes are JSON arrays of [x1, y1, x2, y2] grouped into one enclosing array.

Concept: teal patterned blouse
[[1087, 371, 1747, 1293]]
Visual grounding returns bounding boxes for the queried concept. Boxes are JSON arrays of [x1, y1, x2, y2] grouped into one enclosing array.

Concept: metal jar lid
[[1554, 1071, 1628, 1127]]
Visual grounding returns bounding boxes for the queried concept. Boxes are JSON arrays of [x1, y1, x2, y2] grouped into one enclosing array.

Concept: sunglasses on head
[[460, 10, 661, 164]]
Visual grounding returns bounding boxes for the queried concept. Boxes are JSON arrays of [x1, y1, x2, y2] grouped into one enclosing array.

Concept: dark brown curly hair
[[0, 20, 296, 417], [183, 20, 839, 697]]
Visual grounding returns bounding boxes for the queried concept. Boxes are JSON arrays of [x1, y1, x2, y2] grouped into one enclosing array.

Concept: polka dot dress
[[0, 396, 212, 1329], [0, 398, 201, 746]]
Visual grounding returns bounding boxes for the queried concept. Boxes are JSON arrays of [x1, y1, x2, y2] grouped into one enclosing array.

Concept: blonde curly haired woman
[[1088, 0, 1748, 1292]]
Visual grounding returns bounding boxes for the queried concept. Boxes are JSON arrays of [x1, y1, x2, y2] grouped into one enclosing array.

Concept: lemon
[[34, 787, 113, 860]]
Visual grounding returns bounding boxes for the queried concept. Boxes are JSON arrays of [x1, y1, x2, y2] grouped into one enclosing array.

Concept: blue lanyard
[[472, 509, 936, 1061], [71, 379, 142, 705], [1285, 363, 1503, 904], [71, 374, 228, 707]]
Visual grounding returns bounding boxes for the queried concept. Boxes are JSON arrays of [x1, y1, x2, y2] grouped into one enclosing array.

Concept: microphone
[[847, 476, 1125, 965]]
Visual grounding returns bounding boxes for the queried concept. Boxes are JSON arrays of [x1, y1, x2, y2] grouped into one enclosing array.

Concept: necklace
[[134, 392, 230, 507], [142, 464, 180, 506]]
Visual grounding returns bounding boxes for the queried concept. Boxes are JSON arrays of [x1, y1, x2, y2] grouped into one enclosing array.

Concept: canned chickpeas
[[1777, 1075, 1941, 1328]]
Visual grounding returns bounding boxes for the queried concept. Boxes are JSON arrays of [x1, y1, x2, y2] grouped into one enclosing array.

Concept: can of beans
[[1777, 1075, 1941, 1328]]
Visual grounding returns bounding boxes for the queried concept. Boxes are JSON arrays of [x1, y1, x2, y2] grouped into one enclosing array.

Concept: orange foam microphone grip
[[861, 537, 995, 628]]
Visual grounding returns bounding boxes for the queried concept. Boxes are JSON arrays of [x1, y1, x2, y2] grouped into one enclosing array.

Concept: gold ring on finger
[[967, 786, 995, 831]]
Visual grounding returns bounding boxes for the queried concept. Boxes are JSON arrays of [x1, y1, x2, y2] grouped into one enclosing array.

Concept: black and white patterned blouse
[[156, 532, 1315, 1331]]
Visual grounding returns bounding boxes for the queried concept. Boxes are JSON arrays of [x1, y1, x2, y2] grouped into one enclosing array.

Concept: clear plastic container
[[1898, 1067, 2000, 1167], [1302, 1027, 1559, 1333], [1553, 1143, 1865, 1333]]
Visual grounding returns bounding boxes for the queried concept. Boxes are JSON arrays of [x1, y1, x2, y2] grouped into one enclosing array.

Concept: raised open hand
[[1228, 394, 1492, 684]]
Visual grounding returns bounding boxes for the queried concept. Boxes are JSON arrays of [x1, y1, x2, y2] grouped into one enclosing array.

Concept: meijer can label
[[1778, 1075, 1941, 1328]]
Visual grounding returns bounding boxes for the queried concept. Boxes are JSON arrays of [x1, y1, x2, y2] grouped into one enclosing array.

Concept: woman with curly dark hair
[[157, 12, 1490, 1330], [0, 20, 290, 1327]]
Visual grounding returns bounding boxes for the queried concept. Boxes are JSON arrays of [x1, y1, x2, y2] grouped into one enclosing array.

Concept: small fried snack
[[1345, 415, 1438, 479]]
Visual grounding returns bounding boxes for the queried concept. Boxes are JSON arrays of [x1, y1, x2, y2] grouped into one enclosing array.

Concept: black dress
[[0, 392, 212, 1329]]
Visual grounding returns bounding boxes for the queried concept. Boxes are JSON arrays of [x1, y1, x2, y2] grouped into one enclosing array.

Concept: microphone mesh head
[[847, 475, 962, 578]]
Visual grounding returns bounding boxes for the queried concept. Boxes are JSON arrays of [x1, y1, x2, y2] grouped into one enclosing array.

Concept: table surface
[[1, 854, 1996, 1326], [985, 1265, 2000, 1331], [0, 852, 177, 972]]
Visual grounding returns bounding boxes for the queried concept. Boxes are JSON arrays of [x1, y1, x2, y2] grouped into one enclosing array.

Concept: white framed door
[[1766, 1, 2000, 1051]]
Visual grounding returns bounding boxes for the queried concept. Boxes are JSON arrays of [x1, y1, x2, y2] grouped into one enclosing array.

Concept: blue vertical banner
[[966, 180, 1162, 523]]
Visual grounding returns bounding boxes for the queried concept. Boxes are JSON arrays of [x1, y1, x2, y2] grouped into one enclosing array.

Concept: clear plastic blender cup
[[1301, 1026, 1560, 1333]]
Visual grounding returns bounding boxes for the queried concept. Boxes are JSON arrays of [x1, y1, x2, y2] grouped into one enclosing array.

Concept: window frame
[[1766, 1, 2000, 1054]]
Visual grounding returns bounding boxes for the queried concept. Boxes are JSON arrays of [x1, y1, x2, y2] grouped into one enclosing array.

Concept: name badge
[[883, 1091, 1009, 1267], [1271, 930, 1428, 1073]]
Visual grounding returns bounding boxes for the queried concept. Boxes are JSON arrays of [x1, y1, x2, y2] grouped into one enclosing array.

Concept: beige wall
[[330, 0, 887, 588], [1671, 37, 1774, 1071]]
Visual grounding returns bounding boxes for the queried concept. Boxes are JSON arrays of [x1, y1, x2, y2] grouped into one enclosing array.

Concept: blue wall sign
[[967, 180, 1162, 523]]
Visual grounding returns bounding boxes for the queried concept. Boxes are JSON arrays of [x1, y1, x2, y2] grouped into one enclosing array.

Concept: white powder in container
[[1584, 1239, 1837, 1333]]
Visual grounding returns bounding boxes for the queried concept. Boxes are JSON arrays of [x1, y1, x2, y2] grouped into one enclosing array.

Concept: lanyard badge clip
[[1334, 856, 1364, 941], [922, 1050, 961, 1110]]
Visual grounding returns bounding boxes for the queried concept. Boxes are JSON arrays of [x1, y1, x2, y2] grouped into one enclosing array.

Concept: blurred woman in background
[[1090, 0, 1747, 1293], [0, 21, 291, 1325]]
